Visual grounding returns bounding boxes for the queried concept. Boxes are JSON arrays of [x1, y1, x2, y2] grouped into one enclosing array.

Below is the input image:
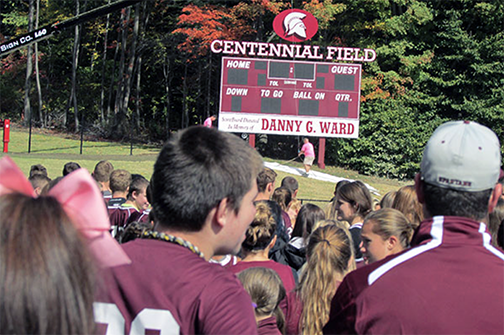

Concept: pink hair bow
[[0, 156, 130, 268]]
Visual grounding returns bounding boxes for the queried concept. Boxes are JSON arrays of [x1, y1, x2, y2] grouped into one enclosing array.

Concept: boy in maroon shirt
[[94, 126, 263, 334], [109, 175, 150, 238], [107, 169, 131, 209], [324, 121, 504, 334], [92, 160, 114, 199]]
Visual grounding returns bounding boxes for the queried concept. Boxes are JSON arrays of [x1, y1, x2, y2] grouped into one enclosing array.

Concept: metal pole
[[80, 109, 84, 154], [28, 111, 32, 153], [129, 114, 133, 156]]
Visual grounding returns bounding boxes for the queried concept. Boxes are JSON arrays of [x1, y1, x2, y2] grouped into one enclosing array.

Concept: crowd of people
[[1, 121, 503, 334]]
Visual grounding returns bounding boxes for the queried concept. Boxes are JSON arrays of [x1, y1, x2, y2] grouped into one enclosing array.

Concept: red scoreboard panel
[[218, 57, 362, 138]]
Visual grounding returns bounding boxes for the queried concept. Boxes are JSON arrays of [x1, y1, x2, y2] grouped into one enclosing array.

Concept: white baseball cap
[[420, 120, 501, 192]]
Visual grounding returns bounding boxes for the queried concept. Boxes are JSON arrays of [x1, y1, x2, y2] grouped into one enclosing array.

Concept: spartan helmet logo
[[283, 12, 307, 39]]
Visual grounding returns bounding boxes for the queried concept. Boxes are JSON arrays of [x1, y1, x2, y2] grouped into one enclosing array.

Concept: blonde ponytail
[[298, 225, 354, 335]]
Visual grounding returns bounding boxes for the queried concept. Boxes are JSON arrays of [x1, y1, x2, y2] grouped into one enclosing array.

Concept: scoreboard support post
[[318, 138, 326, 169], [248, 134, 256, 148]]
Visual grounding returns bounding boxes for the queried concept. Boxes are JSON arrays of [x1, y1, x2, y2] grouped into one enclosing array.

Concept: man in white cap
[[324, 120, 504, 334]]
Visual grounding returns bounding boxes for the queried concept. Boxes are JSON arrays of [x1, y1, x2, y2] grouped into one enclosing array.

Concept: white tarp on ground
[[264, 161, 380, 196]]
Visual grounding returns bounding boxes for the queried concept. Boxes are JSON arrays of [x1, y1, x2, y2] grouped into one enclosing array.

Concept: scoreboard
[[218, 57, 362, 138]]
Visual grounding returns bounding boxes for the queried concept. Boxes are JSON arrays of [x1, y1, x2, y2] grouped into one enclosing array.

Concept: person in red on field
[[298, 137, 315, 176], [203, 115, 216, 128]]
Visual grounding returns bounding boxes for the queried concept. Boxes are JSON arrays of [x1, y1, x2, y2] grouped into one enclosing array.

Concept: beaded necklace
[[141, 230, 205, 259]]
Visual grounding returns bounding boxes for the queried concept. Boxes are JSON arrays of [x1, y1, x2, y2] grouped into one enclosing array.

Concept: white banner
[[218, 113, 359, 138]]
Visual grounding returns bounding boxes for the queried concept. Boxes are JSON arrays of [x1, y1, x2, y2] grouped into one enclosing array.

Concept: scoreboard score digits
[[218, 57, 362, 138]]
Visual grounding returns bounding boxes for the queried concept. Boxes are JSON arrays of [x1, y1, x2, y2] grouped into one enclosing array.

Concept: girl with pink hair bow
[[0, 157, 129, 334]]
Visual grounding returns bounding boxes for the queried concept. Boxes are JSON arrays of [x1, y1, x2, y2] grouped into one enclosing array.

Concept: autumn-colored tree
[[173, 0, 287, 57], [172, 4, 233, 57]]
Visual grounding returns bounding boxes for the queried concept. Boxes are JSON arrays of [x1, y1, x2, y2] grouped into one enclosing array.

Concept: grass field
[[0, 125, 411, 204]]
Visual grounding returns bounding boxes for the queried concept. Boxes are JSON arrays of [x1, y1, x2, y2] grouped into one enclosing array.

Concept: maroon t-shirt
[[94, 239, 258, 335], [285, 291, 303, 335], [228, 259, 297, 293], [281, 210, 292, 231], [136, 209, 150, 223], [109, 206, 139, 228], [323, 253, 398, 334], [326, 216, 504, 334], [258, 316, 282, 335]]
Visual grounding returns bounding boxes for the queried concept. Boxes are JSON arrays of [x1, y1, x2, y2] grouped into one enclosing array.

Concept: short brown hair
[[257, 167, 277, 193], [29, 164, 48, 178], [62, 162, 81, 176], [127, 175, 149, 201], [110, 169, 132, 193], [281, 176, 299, 194], [93, 160, 114, 183], [151, 126, 263, 232]]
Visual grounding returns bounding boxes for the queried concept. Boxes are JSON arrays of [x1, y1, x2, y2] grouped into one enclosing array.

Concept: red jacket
[[324, 216, 504, 334]]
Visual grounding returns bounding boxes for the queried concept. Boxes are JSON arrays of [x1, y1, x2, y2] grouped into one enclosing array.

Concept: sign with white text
[[218, 57, 361, 138]]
